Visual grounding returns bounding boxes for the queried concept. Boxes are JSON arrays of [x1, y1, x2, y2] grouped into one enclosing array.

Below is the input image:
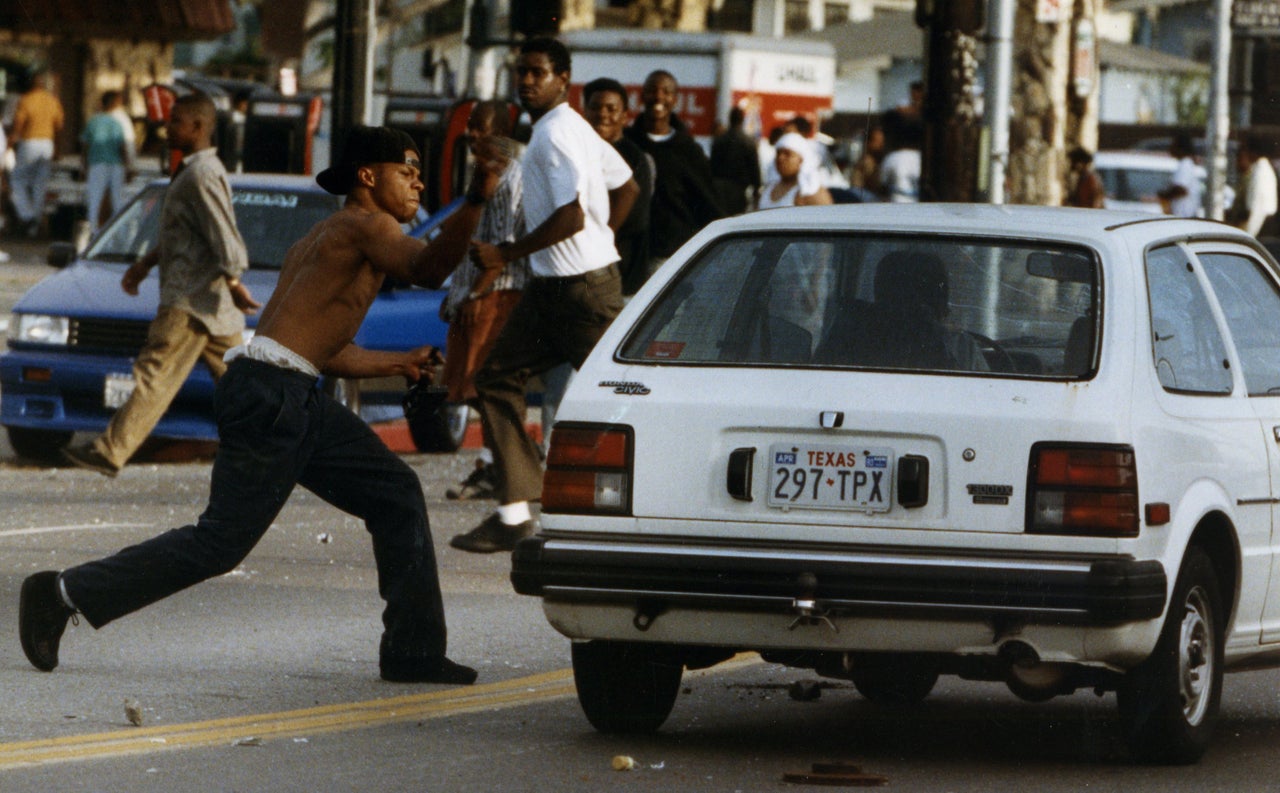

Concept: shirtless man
[[18, 126, 504, 685]]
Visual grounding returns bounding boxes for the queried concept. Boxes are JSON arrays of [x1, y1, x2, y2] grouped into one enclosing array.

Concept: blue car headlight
[[13, 313, 70, 345]]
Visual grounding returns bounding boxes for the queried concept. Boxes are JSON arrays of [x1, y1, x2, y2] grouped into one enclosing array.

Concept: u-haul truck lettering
[[776, 64, 818, 85]]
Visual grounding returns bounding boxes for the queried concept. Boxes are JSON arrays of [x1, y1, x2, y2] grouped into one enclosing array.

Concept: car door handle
[[727, 447, 755, 502]]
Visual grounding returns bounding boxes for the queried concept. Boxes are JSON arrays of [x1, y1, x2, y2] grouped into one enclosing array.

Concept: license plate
[[767, 443, 894, 512], [103, 372, 136, 409]]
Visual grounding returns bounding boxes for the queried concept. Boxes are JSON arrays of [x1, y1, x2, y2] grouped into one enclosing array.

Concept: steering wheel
[[965, 331, 1019, 373]]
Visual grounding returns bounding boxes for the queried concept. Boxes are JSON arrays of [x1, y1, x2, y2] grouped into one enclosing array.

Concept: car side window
[[1145, 246, 1233, 394], [1199, 252, 1280, 396]]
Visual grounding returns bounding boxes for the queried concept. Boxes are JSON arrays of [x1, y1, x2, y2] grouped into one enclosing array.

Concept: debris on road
[[124, 698, 143, 727], [782, 761, 888, 786], [611, 755, 637, 771]]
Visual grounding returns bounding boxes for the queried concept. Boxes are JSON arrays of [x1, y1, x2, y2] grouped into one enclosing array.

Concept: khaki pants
[[93, 307, 241, 469], [474, 264, 622, 505]]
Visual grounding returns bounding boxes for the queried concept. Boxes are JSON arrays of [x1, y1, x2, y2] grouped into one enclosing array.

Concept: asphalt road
[[5, 239, 1280, 790]]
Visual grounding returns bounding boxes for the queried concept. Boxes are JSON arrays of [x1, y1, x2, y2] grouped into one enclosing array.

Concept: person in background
[[110, 90, 137, 176], [1157, 132, 1202, 218], [81, 91, 132, 236], [879, 109, 922, 203], [0, 121, 10, 261], [757, 132, 833, 210], [624, 69, 722, 276], [10, 70, 64, 238], [439, 100, 528, 502], [61, 93, 259, 477], [226, 89, 252, 173], [582, 77, 653, 297], [1064, 146, 1105, 209], [449, 37, 638, 555], [710, 106, 761, 215], [1227, 134, 1278, 238], [898, 80, 925, 123]]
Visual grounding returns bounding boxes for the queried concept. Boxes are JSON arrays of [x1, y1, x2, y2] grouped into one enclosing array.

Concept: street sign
[[1233, 0, 1280, 33]]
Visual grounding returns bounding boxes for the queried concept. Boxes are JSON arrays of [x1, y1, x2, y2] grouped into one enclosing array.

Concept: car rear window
[[619, 234, 1099, 378], [84, 185, 342, 270]]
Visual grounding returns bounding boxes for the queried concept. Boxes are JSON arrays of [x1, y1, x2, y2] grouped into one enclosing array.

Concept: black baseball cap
[[316, 126, 421, 195]]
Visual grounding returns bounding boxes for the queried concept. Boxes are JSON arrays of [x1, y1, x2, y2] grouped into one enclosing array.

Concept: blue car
[[1, 174, 466, 461]]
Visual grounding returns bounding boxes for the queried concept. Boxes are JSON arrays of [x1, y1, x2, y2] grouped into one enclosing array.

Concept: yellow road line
[[0, 654, 761, 770], [0, 669, 575, 770]]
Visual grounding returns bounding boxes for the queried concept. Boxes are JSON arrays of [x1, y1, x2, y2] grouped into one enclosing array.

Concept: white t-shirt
[[522, 102, 632, 277], [1244, 157, 1279, 237], [1168, 156, 1202, 218], [881, 148, 921, 203]]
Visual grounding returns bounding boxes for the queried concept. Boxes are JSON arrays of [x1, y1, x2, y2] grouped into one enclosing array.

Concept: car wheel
[[323, 378, 362, 417], [571, 640, 683, 734], [849, 653, 940, 705], [1117, 546, 1223, 764], [6, 427, 73, 462], [408, 401, 468, 453]]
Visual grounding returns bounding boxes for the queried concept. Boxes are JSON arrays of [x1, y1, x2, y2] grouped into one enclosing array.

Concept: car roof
[[143, 173, 326, 192], [703, 202, 1235, 240]]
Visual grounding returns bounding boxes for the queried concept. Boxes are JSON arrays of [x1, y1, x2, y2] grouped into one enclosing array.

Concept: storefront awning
[[0, 0, 236, 41]]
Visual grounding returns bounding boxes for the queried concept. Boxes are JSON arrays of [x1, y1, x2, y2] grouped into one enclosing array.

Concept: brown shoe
[[19, 571, 77, 672], [449, 513, 535, 554], [61, 444, 119, 477]]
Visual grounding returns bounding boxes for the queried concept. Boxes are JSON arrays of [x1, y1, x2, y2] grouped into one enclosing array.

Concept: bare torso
[[255, 205, 398, 370]]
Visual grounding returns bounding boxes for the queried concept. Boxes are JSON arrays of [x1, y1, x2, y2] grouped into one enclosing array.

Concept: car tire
[[849, 653, 940, 705], [323, 377, 362, 417], [571, 640, 683, 734], [1117, 545, 1223, 764], [7, 427, 73, 462], [408, 402, 468, 453]]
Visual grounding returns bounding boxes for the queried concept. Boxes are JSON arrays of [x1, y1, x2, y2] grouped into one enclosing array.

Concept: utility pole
[[1206, 0, 1232, 219], [918, 0, 984, 201], [330, 0, 378, 168], [983, 0, 1015, 203]]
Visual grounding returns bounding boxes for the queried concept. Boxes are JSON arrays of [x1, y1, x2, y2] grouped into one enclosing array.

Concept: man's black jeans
[[62, 357, 449, 664]]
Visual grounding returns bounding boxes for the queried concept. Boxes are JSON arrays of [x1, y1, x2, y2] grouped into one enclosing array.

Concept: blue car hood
[[13, 261, 279, 325]]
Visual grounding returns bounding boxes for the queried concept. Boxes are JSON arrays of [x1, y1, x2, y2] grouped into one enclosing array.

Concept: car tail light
[[541, 423, 632, 515], [1026, 443, 1139, 537]]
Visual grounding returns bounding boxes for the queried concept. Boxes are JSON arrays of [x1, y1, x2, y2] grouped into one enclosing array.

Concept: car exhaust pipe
[[998, 640, 1074, 702]]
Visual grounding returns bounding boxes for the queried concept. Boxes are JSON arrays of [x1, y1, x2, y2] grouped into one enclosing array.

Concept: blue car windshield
[[84, 184, 342, 270]]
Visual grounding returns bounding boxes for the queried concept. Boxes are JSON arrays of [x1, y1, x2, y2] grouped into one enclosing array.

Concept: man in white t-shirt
[[1158, 133, 1203, 218], [450, 37, 639, 553], [1228, 134, 1279, 238]]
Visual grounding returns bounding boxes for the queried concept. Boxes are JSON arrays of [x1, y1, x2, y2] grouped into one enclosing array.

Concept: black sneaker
[[380, 656, 478, 685], [446, 461, 497, 501], [19, 571, 77, 672], [449, 513, 535, 554], [61, 444, 119, 477]]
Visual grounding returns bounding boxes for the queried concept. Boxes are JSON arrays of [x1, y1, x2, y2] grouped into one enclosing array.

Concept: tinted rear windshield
[[86, 185, 342, 270], [619, 234, 1099, 378]]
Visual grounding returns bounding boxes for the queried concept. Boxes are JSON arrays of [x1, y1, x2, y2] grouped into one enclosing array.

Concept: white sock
[[57, 574, 79, 611], [497, 501, 532, 525]]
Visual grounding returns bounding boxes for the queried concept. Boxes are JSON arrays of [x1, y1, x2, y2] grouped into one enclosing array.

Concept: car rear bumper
[[511, 535, 1167, 627]]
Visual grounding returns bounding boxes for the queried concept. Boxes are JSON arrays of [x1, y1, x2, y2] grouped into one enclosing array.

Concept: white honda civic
[[513, 203, 1280, 764]]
